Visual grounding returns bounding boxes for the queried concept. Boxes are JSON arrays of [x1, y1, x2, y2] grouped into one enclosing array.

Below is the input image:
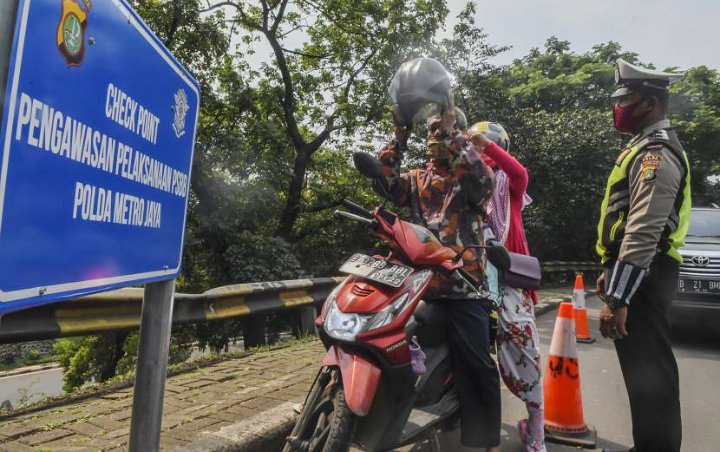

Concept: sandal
[[517, 419, 547, 452]]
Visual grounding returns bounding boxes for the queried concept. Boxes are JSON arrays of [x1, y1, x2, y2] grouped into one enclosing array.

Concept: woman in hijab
[[467, 122, 546, 452]]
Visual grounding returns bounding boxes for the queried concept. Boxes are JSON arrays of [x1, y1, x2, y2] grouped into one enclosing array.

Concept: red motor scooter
[[283, 153, 508, 452]]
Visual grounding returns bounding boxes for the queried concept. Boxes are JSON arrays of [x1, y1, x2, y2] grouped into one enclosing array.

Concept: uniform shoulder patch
[[615, 147, 632, 166], [651, 129, 670, 141], [640, 154, 662, 183]]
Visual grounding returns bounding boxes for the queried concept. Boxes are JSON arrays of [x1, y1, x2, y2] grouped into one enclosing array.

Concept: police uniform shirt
[[605, 119, 686, 304]]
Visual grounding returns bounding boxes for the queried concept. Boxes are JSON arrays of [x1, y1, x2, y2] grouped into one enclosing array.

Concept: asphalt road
[[0, 367, 63, 409], [437, 294, 720, 452]]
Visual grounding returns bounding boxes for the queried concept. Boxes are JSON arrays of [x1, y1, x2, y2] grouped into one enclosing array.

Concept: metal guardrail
[[0, 277, 344, 344], [541, 261, 602, 272], [0, 262, 600, 344]]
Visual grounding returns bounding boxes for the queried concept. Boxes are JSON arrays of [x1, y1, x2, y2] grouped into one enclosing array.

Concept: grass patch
[[42, 421, 63, 431], [0, 355, 55, 373]]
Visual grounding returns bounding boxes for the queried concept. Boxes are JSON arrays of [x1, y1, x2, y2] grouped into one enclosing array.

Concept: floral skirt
[[496, 286, 543, 409]]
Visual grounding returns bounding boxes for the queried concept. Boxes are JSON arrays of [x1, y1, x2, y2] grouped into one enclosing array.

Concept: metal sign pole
[[129, 279, 176, 451], [0, 0, 19, 114]]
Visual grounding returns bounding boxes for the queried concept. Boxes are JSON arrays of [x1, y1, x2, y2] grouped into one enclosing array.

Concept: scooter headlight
[[321, 284, 342, 318], [361, 293, 411, 333], [324, 300, 369, 341]]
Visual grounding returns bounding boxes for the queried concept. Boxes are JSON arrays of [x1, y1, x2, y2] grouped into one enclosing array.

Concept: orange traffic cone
[[543, 302, 596, 448], [572, 274, 595, 344]]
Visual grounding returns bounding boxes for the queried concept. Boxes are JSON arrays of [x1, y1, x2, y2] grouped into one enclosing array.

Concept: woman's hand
[[465, 130, 491, 151]]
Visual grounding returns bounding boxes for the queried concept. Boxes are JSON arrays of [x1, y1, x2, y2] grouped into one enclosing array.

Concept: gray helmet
[[454, 108, 467, 130], [389, 58, 453, 125]]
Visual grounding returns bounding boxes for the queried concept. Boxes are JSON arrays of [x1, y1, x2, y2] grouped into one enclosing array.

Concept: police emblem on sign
[[172, 89, 189, 138], [57, 0, 92, 67]]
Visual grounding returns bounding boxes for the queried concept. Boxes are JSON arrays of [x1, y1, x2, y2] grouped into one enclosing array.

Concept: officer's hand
[[599, 304, 614, 339], [600, 304, 628, 340], [596, 273, 608, 303], [612, 306, 629, 338]]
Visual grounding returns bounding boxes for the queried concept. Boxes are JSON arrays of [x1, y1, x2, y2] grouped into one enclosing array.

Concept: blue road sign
[[0, 0, 199, 314]]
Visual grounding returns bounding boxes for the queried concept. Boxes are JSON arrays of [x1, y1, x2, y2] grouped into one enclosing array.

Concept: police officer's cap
[[611, 59, 683, 99]]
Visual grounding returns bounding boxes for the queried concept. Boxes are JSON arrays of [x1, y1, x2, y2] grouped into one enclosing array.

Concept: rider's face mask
[[426, 118, 452, 160]]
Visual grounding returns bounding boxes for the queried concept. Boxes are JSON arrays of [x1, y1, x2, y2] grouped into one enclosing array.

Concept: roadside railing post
[[298, 306, 318, 337], [243, 314, 267, 349]]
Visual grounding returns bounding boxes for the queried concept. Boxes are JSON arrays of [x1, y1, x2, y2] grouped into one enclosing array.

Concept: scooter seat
[[413, 300, 449, 326]]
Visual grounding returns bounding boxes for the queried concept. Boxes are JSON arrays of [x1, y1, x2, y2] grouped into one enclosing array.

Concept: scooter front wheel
[[284, 367, 356, 452]]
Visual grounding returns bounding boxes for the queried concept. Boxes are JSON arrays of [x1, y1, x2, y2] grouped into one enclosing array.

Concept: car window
[[688, 210, 720, 237]]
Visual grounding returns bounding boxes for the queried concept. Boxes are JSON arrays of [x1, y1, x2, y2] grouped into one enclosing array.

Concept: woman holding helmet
[[467, 122, 546, 452]]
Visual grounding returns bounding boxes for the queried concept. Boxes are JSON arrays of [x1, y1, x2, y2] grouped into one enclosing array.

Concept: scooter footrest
[[396, 392, 459, 446]]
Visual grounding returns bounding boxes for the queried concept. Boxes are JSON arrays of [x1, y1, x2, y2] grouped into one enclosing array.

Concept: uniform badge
[[640, 154, 662, 183], [57, 0, 92, 67]]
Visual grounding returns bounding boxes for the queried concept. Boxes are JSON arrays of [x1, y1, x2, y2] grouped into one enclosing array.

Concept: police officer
[[596, 59, 691, 452]]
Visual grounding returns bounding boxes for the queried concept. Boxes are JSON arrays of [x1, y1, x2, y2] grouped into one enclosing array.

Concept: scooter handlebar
[[453, 268, 483, 297], [335, 210, 376, 225], [342, 200, 374, 219]]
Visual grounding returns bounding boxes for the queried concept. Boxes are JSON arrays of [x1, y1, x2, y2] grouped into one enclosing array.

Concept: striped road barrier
[[0, 277, 344, 344], [542, 261, 602, 272], [0, 261, 601, 343]]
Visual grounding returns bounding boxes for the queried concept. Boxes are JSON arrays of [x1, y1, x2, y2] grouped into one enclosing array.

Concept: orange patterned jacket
[[374, 133, 495, 298]]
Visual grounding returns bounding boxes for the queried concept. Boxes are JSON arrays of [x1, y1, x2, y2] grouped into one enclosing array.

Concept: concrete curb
[[535, 296, 570, 317], [180, 293, 576, 452], [174, 401, 299, 452], [0, 362, 60, 378]]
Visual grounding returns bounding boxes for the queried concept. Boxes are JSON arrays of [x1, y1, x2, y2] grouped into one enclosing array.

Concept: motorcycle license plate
[[339, 253, 413, 288], [678, 278, 720, 294]]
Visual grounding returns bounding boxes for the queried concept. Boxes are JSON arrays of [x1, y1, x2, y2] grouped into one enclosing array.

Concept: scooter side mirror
[[353, 152, 385, 179]]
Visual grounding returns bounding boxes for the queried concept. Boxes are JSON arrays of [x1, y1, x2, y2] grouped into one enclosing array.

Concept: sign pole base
[[128, 279, 175, 452]]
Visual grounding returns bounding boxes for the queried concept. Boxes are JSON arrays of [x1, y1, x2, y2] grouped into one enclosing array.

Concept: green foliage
[[293, 149, 385, 276], [54, 331, 193, 391], [0, 343, 54, 371], [671, 66, 720, 204], [114, 333, 140, 377], [512, 109, 621, 260], [205, 0, 454, 240], [458, 37, 719, 261], [53, 337, 96, 392], [225, 232, 304, 282]]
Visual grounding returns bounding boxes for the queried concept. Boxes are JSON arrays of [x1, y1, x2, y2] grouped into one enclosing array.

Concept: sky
[[447, 0, 720, 71]]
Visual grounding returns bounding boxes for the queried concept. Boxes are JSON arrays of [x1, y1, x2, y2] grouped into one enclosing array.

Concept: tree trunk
[[276, 149, 309, 240], [99, 332, 128, 382]]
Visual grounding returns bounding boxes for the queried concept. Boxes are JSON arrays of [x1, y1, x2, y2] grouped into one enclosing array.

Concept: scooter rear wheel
[[284, 368, 355, 452]]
